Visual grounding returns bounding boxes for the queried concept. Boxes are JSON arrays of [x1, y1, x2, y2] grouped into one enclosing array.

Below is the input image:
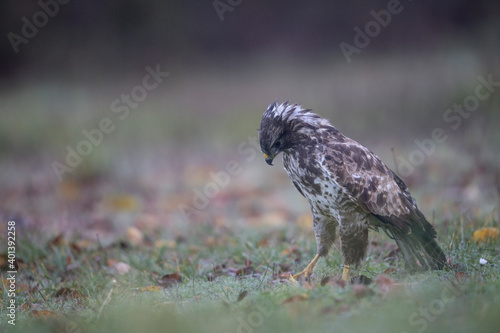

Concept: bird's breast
[[283, 150, 352, 222]]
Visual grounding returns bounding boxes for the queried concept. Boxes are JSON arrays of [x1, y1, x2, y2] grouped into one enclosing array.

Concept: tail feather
[[376, 212, 447, 271], [398, 219, 447, 270]]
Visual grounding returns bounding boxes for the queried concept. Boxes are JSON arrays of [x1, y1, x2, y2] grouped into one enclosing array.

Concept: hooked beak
[[264, 153, 275, 166]]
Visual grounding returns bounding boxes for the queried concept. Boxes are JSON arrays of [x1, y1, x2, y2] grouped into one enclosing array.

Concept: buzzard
[[259, 101, 447, 281]]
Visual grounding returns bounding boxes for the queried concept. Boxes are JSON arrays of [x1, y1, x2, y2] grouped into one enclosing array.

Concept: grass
[[1, 218, 499, 333], [1, 52, 500, 332]]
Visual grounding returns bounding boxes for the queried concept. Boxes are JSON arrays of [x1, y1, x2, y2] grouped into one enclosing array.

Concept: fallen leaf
[[105, 194, 139, 212], [57, 181, 80, 200], [472, 227, 499, 243], [53, 288, 87, 305], [204, 237, 216, 247], [281, 294, 308, 304], [158, 272, 182, 287], [135, 214, 160, 232], [237, 290, 248, 302], [281, 246, 300, 257], [454, 271, 470, 280], [320, 276, 331, 286], [375, 274, 395, 294], [48, 233, 67, 247], [72, 239, 94, 252], [258, 238, 269, 247], [29, 310, 60, 318], [125, 226, 144, 246], [334, 279, 346, 289], [189, 245, 201, 253], [140, 285, 163, 292], [383, 248, 400, 263], [155, 239, 177, 249], [231, 266, 254, 277], [383, 268, 397, 275]]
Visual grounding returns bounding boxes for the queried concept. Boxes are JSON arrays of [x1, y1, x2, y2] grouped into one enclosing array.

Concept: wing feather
[[321, 137, 424, 234]]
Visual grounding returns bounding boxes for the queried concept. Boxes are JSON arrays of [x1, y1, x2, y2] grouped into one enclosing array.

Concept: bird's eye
[[271, 140, 281, 149]]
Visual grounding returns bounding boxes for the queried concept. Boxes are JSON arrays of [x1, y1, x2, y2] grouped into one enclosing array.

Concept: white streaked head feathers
[[263, 101, 332, 128]]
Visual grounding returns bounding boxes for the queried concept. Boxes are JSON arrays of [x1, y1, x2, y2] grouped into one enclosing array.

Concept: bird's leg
[[339, 222, 368, 282], [342, 264, 350, 281], [290, 254, 320, 281]]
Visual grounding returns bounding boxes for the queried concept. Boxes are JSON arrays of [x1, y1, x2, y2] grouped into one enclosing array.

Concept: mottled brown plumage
[[259, 102, 446, 280]]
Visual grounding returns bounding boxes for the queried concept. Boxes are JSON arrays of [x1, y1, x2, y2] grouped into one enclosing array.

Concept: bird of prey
[[259, 101, 447, 281]]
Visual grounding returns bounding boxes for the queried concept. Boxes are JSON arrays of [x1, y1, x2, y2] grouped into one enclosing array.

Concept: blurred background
[[1, 0, 499, 240]]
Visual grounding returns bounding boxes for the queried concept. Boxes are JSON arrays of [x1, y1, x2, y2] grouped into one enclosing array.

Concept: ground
[[1, 54, 499, 332]]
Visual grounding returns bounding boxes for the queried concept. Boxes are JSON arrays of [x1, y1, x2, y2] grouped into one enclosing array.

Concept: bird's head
[[258, 101, 316, 166]]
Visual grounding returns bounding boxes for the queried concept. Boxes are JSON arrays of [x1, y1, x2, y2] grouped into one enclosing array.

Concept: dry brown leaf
[[104, 194, 139, 211], [155, 239, 177, 249], [472, 227, 499, 243], [57, 181, 80, 200], [257, 238, 269, 247], [320, 276, 331, 286], [53, 288, 87, 305], [455, 271, 470, 280], [135, 214, 160, 232], [48, 233, 67, 247], [281, 294, 308, 304], [204, 237, 216, 247], [188, 245, 201, 253], [383, 248, 400, 263], [139, 285, 163, 292], [29, 310, 60, 318], [281, 246, 299, 256], [375, 274, 395, 294], [125, 226, 144, 246], [334, 279, 346, 289], [72, 239, 94, 252], [383, 268, 397, 275], [158, 272, 182, 287]]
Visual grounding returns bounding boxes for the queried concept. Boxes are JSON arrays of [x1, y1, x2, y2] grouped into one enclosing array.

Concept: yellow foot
[[289, 254, 320, 282], [342, 264, 350, 281]]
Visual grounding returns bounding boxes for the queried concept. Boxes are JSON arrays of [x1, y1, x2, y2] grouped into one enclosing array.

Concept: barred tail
[[394, 217, 447, 271], [377, 212, 447, 271]]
